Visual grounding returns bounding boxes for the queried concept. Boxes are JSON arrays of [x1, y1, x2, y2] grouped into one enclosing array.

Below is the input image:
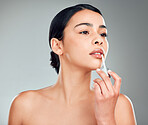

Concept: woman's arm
[[8, 95, 24, 125], [115, 94, 137, 125], [8, 91, 34, 125]]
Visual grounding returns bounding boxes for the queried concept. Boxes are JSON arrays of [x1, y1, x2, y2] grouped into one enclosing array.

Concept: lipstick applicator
[[101, 54, 110, 78]]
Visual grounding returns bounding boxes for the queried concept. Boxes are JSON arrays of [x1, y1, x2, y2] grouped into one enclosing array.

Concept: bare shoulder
[[115, 93, 137, 125], [9, 86, 54, 111], [10, 90, 41, 108], [8, 86, 54, 125], [8, 90, 39, 125]]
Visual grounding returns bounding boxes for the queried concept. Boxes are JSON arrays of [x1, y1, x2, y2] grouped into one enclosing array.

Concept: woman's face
[[61, 9, 109, 71]]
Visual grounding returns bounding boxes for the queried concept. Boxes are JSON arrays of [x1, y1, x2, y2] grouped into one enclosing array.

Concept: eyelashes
[[79, 31, 108, 37], [80, 31, 89, 35], [100, 33, 108, 37]]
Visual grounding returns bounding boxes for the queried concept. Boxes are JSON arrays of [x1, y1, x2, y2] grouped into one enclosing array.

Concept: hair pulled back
[[49, 4, 102, 74]]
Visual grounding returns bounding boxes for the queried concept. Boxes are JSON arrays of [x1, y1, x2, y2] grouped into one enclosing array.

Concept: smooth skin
[[8, 9, 137, 125]]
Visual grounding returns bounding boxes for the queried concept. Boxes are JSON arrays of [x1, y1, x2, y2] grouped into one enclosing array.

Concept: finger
[[96, 69, 114, 92], [93, 78, 108, 96], [94, 82, 102, 96], [108, 70, 122, 93]]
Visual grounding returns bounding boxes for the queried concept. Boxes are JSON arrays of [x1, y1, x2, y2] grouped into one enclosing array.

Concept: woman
[[8, 4, 136, 125]]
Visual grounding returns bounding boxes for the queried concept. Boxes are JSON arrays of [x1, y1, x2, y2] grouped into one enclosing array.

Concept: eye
[[100, 33, 108, 37], [79, 31, 89, 35]]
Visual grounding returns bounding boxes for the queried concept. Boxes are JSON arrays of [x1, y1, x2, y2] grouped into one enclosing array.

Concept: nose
[[92, 35, 104, 46], [94, 41, 103, 45]]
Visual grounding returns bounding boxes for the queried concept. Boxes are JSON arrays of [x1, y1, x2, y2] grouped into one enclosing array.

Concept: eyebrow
[[99, 25, 107, 29], [74, 23, 93, 28], [74, 23, 107, 29]]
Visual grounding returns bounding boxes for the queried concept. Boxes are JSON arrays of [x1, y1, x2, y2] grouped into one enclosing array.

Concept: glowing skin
[[54, 9, 109, 106], [8, 9, 137, 125], [62, 9, 109, 71]]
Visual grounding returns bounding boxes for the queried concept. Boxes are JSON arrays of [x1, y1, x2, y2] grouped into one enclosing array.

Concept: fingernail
[[96, 68, 100, 72], [108, 69, 112, 73]]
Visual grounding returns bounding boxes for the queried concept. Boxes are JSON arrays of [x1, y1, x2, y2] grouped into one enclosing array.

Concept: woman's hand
[[93, 69, 121, 125]]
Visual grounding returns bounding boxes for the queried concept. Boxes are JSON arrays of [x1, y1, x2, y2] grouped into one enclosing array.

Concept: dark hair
[[49, 4, 103, 74]]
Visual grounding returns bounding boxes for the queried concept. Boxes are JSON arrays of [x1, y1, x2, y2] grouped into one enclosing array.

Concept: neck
[[53, 62, 93, 105]]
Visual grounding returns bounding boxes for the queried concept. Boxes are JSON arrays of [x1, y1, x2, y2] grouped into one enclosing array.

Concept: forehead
[[66, 9, 106, 27]]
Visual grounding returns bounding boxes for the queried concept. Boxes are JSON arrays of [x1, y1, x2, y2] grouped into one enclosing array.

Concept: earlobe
[[50, 38, 63, 55]]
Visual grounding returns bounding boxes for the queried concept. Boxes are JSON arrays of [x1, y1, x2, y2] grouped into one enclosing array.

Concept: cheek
[[63, 36, 91, 63], [64, 33, 89, 53], [65, 41, 88, 58]]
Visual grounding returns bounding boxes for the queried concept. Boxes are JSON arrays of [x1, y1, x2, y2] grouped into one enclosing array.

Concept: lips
[[89, 48, 104, 55], [89, 48, 104, 59]]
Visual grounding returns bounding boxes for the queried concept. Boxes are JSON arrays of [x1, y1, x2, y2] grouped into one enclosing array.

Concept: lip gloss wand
[[101, 54, 110, 77]]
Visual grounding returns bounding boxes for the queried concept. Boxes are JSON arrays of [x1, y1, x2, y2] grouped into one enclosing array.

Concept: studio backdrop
[[0, 0, 148, 124]]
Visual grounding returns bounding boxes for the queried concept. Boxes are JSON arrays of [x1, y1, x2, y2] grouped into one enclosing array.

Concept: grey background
[[0, 0, 148, 124]]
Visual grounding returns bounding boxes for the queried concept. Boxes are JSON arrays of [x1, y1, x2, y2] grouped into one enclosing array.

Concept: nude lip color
[[89, 48, 104, 59], [90, 53, 102, 59], [91, 47, 110, 78]]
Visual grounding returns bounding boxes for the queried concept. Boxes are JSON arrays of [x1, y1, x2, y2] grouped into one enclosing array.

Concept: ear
[[50, 38, 64, 55]]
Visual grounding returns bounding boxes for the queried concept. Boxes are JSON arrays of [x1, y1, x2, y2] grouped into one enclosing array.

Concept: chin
[[78, 60, 102, 71], [90, 62, 102, 69], [88, 65, 102, 71]]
